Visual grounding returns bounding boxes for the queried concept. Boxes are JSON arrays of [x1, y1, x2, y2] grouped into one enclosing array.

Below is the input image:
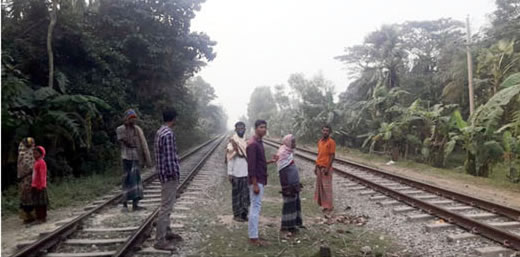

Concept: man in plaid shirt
[[153, 108, 182, 251]]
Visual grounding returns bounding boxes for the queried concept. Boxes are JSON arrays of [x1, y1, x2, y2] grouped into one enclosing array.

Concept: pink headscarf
[[276, 134, 295, 171]]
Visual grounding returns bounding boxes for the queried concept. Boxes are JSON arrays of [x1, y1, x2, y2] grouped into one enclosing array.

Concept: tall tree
[[247, 86, 277, 128], [47, 0, 57, 88]]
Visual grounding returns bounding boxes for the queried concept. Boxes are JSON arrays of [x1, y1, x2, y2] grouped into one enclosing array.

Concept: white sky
[[191, 0, 496, 128]]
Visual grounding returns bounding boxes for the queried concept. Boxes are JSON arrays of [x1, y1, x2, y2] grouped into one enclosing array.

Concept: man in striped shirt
[[154, 108, 182, 251]]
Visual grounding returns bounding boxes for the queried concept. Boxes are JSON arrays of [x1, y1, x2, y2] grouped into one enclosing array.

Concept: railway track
[[12, 135, 225, 257], [264, 138, 520, 255]]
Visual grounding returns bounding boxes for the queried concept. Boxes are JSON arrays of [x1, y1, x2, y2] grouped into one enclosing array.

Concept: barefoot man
[[314, 125, 336, 213]]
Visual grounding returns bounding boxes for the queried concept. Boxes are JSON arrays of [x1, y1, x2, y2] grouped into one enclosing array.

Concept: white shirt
[[227, 156, 248, 178]]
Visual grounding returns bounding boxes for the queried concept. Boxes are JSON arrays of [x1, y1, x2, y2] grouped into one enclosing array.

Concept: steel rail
[[112, 135, 226, 257], [11, 136, 221, 257], [264, 138, 520, 221], [264, 138, 520, 251]]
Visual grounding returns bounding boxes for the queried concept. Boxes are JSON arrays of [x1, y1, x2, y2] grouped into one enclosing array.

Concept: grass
[[192, 148, 403, 257], [1, 137, 216, 219], [333, 146, 520, 194], [1, 167, 122, 218]]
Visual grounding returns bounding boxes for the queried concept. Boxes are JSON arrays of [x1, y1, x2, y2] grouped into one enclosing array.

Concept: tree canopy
[[246, 0, 520, 181], [1, 0, 226, 188]]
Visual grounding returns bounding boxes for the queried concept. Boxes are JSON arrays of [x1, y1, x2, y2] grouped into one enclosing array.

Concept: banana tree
[[477, 39, 520, 97], [450, 73, 520, 177], [411, 102, 462, 167], [2, 62, 111, 159]]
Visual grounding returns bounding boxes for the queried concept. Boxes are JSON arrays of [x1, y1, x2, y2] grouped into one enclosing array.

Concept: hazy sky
[[191, 0, 496, 128]]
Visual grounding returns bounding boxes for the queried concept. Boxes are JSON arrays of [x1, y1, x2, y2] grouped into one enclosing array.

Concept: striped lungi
[[281, 193, 303, 231]]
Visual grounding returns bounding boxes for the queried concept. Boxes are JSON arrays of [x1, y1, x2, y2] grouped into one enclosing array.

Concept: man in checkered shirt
[[153, 108, 182, 251]]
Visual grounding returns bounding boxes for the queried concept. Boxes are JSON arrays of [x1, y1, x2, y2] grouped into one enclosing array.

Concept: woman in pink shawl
[[275, 134, 303, 237]]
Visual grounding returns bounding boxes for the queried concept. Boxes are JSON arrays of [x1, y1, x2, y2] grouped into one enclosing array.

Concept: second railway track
[[12, 135, 226, 257], [264, 138, 520, 256]]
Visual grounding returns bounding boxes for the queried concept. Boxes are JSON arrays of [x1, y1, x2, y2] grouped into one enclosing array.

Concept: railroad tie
[[83, 205, 98, 211], [380, 182, 400, 187], [389, 186, 412, 191], [414, 195, 438, 200], [83, 227, 138, 232], [393, 206, 416, 213], [136, 198, 161, 203], [64, 238, 128, 245], [474, 246, 513, 257], [400, 190, 424, 195], [359, 190, 376, 195], [486, 221, 520, 229], [463, 213, 497, 219], [425, 223, 455, 232], [370, 195, 388, 201], [138, 247, 173, 255], [445, 206, 473, 212], [407, 214, 434, 222], [144, 193, 161, 198], [139, 203, 160, 208], [427, 200, 454, 205], [45, 251, 116, 257], [378, 200, 400, 206], [446, 233, 478, 242]]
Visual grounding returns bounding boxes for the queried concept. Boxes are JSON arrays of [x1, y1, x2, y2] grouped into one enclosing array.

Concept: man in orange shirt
[[314, 125, 336, 213]]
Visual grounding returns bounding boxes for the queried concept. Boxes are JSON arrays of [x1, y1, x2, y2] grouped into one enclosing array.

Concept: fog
[[191, 0, 495, 128]]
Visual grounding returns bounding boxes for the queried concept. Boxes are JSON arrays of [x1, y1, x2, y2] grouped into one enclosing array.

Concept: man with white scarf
[[226, 121, 249, 222]]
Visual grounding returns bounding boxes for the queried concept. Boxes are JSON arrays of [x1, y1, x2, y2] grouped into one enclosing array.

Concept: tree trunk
[[391, 145, 399, 161], [465, 152, 477, 176], [47, 0, 58, 88]]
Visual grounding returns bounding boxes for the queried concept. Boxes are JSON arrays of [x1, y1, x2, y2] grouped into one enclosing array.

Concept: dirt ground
[[193, 147, 405, 257], [1, 206, 82, 256], [297, 143, 520, 210]]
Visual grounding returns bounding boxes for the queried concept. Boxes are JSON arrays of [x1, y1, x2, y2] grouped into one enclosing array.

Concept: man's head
[[322, 125, 332, 139], [235, 121, 246, 137], [124, 109, 138, 126], [254, 120, 267, 138], [163, 108, 178, 128]]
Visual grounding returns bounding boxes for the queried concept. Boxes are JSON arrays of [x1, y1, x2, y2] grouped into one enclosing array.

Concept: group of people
[[226, 120, 336, 246], [16, 108, 181, 251], [17, 137, 49, 224], [16, 109, 336, 251], [116, 108, 183, 251]]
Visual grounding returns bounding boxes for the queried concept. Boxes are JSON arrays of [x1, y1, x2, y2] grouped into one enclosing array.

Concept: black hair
[[34, 147, 43, 155], [255, 119, 267, 128], [163, 108, 178, 122], [235, 121, 246, 128], [323, 124, 332, 131]]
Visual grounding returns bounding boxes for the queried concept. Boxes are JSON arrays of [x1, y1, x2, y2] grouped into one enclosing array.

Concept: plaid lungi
[[314, 166, 333, 209], [231, 176, 250, 219]]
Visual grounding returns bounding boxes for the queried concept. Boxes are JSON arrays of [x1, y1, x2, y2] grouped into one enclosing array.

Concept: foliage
[[245, 1, 520, 180], [187, 76, 228, 137], [1, 0, 220, 189], [477, 39, 520, 98], [247, 86, 277, 130]]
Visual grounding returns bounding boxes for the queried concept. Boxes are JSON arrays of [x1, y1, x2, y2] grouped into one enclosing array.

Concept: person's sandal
[[166, 231, 183, 242], [132, 206, 147, 211], [249, 238, 270, 246], [154, 241, 177, 251], [281, 231, 293, 240]]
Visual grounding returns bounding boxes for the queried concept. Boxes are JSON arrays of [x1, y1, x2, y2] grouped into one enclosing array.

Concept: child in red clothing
[[32, 146, 49, 222]]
